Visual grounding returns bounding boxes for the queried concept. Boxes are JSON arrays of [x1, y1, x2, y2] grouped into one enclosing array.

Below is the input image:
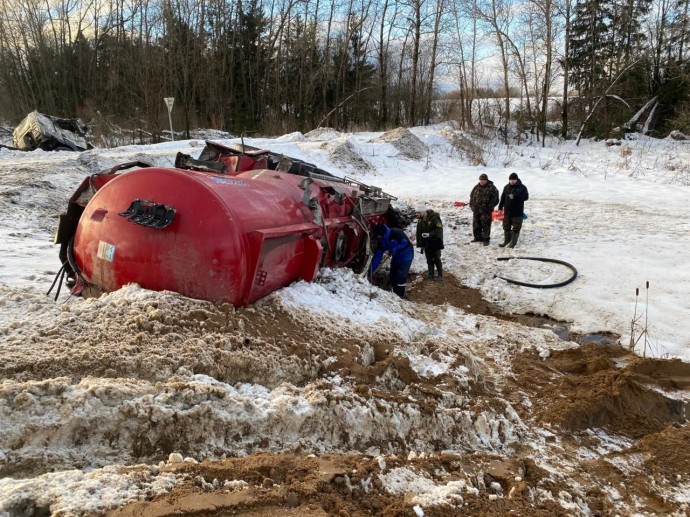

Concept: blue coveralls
[[370, 226, 414, 298]]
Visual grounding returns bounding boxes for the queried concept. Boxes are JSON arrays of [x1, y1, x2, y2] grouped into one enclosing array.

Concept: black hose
[[495, 256, 578, 288], [66, 236, 82, 279], [46, 262, 66, 298], [54, 266, 66, 301]]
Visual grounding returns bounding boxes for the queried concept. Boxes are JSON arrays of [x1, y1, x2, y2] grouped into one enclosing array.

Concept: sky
[[0, 124, 689, 515]]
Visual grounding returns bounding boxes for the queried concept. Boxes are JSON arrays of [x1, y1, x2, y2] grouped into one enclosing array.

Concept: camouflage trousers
[[472, 211, 493, 241]]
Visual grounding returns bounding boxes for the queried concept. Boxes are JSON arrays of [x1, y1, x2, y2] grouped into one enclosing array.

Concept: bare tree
[[422, 0, 445, 124], [475, 0, 514, 143], [559, 0, 572, 138], [449, 0, 480, 129], [374, 0, 400, 127]]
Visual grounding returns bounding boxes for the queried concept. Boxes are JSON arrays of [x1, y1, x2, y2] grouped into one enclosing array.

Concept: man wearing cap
[[498, 172, 529, 248], [415, 205, 444, 280], [369, 223, 415, 298], [469, 173, 499, 246]]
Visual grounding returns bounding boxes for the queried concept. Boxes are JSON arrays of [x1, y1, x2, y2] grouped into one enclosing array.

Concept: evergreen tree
[[568, 0, 652, 136]]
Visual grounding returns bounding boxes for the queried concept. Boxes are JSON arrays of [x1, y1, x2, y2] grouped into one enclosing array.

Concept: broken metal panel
[[12, 111, 89, 151]]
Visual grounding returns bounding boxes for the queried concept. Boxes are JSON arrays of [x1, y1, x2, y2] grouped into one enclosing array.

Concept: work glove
[[421, 232, 429, 238]]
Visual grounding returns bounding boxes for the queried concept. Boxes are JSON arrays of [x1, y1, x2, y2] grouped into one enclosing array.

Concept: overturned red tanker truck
[[52, 141, 395, 306]]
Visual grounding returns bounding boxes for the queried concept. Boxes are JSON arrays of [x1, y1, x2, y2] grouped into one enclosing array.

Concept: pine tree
[[568, 0, 652, 136]]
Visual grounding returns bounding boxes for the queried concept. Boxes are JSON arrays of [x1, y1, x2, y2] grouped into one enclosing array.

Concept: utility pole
[[164, 97, 175, 141]]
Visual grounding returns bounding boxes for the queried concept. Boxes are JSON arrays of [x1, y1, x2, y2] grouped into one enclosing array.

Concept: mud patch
[[407, 272, 498, 315], [512, 343, 689, 438], [635, 424, 690, 477], [108, 453, 568, 517], [406, 271, 619, 346]]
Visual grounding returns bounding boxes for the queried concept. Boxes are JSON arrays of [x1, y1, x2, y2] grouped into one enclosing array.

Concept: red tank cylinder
[[71, 164, 389, 305]]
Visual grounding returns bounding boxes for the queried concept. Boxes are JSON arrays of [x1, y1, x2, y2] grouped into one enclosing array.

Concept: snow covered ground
[[1, 125, 689, 516], [1, 127, 688, 357]]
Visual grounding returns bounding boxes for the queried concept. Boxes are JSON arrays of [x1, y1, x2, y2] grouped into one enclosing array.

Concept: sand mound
[[512, 343, 688, 438], [322, 138, 372, 174], [439, 127, 485, 166], [636, 425, 690, 477], [304, 127, 342, 141], [275, 131, 305, 143], [370, 128, 427, 160]]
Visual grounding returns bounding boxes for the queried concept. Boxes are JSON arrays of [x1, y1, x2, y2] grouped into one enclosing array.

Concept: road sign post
[[163, 97, 175, 141]]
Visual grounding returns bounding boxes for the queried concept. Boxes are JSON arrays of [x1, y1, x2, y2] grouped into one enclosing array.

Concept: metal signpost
[[164, 97, 175, 141]]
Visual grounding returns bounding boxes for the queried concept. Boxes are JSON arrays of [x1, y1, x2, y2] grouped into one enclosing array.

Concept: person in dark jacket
[[469, 173, 499, 246], [370, 223, 414, 298], [414, 204, 444, 280], [498, 172, 529, 248]]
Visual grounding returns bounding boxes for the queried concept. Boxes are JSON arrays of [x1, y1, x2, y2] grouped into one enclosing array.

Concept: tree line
[[0, 0, 689, 141]]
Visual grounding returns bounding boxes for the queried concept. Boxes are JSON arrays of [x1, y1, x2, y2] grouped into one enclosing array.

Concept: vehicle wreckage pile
[[11, 111, 90, 152]]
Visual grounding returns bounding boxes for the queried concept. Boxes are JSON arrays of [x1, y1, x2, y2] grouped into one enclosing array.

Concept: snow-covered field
[[2, 127, 688, 356], [1, 125, 689, 516]]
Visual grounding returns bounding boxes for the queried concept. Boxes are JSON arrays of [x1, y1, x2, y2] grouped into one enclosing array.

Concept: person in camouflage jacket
[[469, 173, 499, 246], [415, 205, 444, 280]]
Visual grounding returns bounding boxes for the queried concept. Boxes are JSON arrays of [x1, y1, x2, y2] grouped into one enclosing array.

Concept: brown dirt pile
[[635, 424, 690, 478], [109, 453, 568, 517], [512, 343, 689, 438]]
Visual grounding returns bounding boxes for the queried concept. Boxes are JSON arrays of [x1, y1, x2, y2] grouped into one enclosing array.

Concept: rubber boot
[[506, 231, 519, 249], [437, 264, 443, 281], [498, 230, 512, 247], [426, 264, 435, 280], [393, 285, 406, 298]]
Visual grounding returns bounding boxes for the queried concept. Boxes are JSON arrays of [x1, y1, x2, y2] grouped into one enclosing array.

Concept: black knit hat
[[509, 173, 519, 180]]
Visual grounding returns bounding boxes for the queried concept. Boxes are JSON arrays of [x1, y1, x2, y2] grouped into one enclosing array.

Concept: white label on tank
[[210, 176, 247, 186], [97, 241, 116, 262]]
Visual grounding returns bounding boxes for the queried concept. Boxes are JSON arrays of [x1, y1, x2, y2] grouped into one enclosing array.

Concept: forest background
[[1, 0, 689, 144]]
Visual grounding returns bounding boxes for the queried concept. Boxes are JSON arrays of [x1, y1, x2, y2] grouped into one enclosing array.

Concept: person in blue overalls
[[369, 223, 414, 299]]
